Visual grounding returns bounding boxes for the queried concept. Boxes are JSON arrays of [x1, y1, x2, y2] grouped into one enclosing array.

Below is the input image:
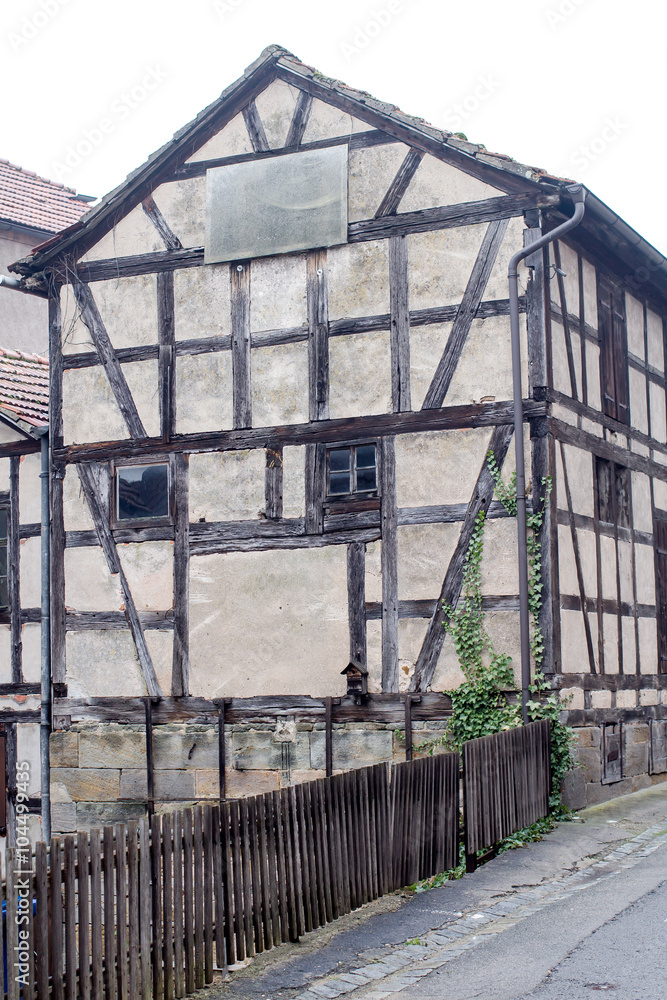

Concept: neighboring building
[[9, 45, 667, 829], [0, 158, 92, 355], [0, 162, 90, 844], [0, 347, 48, 843]]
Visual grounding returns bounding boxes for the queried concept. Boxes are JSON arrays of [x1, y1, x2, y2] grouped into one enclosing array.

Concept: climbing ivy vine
[[443, 452, 574, 814]]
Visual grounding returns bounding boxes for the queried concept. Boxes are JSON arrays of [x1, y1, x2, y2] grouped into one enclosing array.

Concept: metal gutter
[[35, 426, 51, 841], [509, 183, 586, 725]]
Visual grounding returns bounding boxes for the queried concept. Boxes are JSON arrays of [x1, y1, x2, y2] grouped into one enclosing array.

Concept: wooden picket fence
[[1, 728, 550, 1000], [462, 719, 551, 859]]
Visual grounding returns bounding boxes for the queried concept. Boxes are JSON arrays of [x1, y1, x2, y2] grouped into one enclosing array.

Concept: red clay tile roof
[[0, 159, 91, 236], [0, 346, 48, 432]]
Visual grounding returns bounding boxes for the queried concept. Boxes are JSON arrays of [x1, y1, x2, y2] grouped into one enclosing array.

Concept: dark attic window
[[0, 508, 7, 609], [116, 464, 169, 522], [328, 444, 377, 497], [596, 457, 630, 528]]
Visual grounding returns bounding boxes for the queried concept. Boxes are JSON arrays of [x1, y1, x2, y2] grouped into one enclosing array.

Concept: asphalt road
[[410, 839, 667, 1000], [214, 784, 667, 1000]]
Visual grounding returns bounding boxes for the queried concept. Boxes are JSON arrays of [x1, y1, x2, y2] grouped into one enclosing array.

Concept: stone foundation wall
[[50, 719, 667, 832], [49, 720, 448, 832], [561, 723, 667, 809]]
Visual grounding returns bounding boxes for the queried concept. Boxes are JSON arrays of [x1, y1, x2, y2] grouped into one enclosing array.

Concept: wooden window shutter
[[612, 288, 630, 425], [597, 277, 617, 420], [655, 514, 667, 675]]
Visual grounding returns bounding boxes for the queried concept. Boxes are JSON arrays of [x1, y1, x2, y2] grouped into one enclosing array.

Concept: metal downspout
[[508, 183, 586, 724], [37, 428, 51, 841]]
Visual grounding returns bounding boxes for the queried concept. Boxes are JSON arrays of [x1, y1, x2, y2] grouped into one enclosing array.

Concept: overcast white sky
[[1, 0, 663, 252]]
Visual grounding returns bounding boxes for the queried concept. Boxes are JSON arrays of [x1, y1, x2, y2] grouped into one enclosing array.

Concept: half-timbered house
[[10, 46, 667, 826]]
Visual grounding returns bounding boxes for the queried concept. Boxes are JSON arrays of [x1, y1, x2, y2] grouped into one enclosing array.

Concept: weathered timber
[[550, 416, 667, 483], [190, 526, 379, 557], [349, 193, 557, 243], [18, 522, 41, 539], [375, 148, 424, 218], [0, 682, 40, 695], [242, 100, 270, 152], [544, 387, 667, 460], [66, 524, 175, 548], [60, 297, 524, 371], [365, 595, 521, 619], [49, 288, 64, 448], [381, 437, 399, 692], [389, 236, 411, 412], [265, 444, 284, 520], [157, 270, 176, 442], [411, 424, 514, 691], [530, 423, 555, 672], [190, 517, 305, 544], [560, 593, 655, 618], [307, 249, 329, 421], [231, 262, 252, 429], [172, 453, 190, 697], [142, 195, 183, 250], [0, 439, 41, 459], [422, 218, 510, 409], [276, 63, 551, 196], [558, 443, 597, 673], [172, 130, 394, 180], [51, 462, 67, 683], [77, 464, 162, 698], [285, 90, 313, 147], [9, 457, 21, 682], [525, 230, 547, 394], [71, 278, 147, 438], [54, 693, 453, 725], [305, 443, 325, 535], [347, 541, 367, 665], [73, 195, 557, 284], [65, 611, 174, 630], [56, 398, 547, 463], [553, 673, 667, 690]]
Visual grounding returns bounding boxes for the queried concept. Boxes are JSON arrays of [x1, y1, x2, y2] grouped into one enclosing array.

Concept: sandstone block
[[630, 723, 649, 744], [574, 747, 601, 784], [79, 730, 146, 769], [310, 729, 392, 770], [51, 802, 77, 833], [561, 768, 585, 811], [195, 770, 220, 798], [623, 743, 648, 777], [232, 731, 310, 771], [575, 727, 601, 748], [225, 769, 280, 798], [153, 730, 220, 770], [52, 767, 120, 802], [76, 801, 146, 830], [50, 732, 79, 768]]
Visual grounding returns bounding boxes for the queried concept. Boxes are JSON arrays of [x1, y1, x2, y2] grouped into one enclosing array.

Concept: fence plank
[[182, 810, 195, 994], [228, 800, 244, 963], [172, 813, 184, 998], [138, 819, 152, 1000], [264, 794, 280, 947], [149, 815, 163, 1000], [202, 807, 214, 983], [272, 792, 288, 944], [294, 784, 313, 933], [7, 849, 20, 1000], [256, 796, 273, 952], [102, 828, 116, 1000], [247, 797, 263, 953], [162, 814, 174, 1000], [193, 806, 205, 987], [127, 823, 141, 1000], [211, 806, 226, 974], [116, 825, 129, 1000], [220, 803, 235, 967], [35, 843, 49, 1000], [238, 799, 254, 959], [89, 830, 103, 1000], [64, 837, 77, 1000]]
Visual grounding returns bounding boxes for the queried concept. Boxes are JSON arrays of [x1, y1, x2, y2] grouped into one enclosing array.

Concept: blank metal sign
[[205, 145, 348, 263]]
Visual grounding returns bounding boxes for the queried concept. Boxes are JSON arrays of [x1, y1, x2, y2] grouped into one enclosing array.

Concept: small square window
[[327, 444, 377, 497], [116, 464, 169, 522], [0, 509, 7, 610]]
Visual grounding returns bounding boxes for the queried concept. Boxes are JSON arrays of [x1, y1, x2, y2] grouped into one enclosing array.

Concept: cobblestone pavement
[[289, 820, 667, 1000]]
